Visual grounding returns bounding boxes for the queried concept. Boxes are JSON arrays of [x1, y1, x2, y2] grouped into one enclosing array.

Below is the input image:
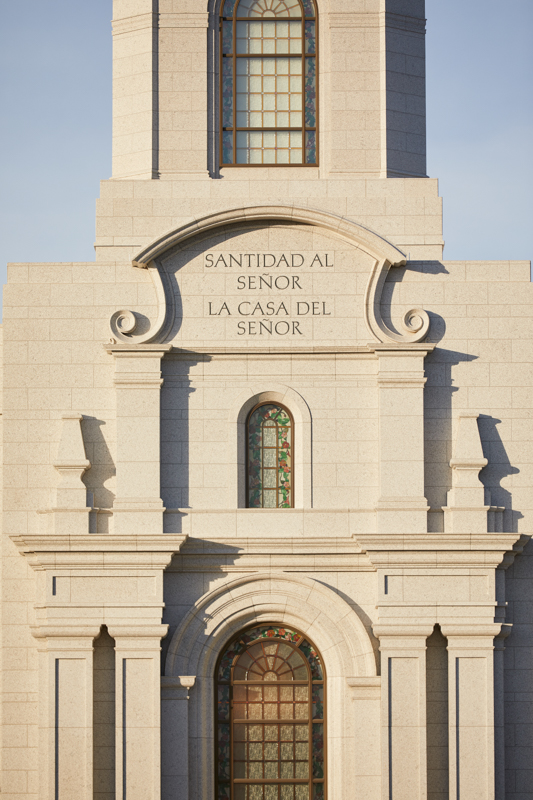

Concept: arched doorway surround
[[162, 572, 378, 799]]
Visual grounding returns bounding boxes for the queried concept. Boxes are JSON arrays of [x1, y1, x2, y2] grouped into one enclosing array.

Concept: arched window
[[216, 624, 326, 800], [247, 403, 293, 508], [220, 0, 318, 166]]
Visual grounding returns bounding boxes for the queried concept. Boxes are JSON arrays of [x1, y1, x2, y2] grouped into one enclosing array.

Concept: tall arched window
[[247, 404, 293, 508], [220, 0, 318, 166], [216, 624, 326, 800]]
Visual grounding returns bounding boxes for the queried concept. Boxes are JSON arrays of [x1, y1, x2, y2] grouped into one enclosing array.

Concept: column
[[35, 629, 97, 800], [108, 344, 171, 535], [443, 627, 501, 800], [111, 627, 168, 800], [375, 626, 433, 800], [374, 345, 431, 534], [161, 676, 196, 799]]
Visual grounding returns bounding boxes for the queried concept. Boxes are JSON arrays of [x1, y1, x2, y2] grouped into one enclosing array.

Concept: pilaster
[[373, 344, 433, 534], [161, 675, 196, 799], [110, 627, 169, 800], [441, 626, 503, 800], [374, 626, 433, 800], [32, 627, 98, 800], [107, 344, 171, 535], [346, 677, 382, 798], [11, 533, 187, 800]]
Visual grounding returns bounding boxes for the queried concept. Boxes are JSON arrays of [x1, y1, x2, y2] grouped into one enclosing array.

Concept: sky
[[0, 0, 532, 308]]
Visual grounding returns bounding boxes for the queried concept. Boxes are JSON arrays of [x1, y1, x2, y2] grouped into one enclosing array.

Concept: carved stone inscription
[[204, 251, 334, 337]]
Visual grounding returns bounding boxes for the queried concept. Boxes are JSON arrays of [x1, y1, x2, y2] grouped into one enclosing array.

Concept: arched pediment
[[109, 204, 430, 345], [164, 571, 378, 679]]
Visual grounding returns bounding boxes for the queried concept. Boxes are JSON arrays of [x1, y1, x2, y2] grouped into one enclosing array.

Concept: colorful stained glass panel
[[222, 57, 234, 127], [304, 21, 315, 53], [313, 784, 325, 800], [299, 640, 323, 680], [223, 20, 233, 52], [248, 404, 292, 507], [218, 782, 231, 800], [222, 131, 234, 164], [218, 685, 230, 720], [312, 684, 323, 720], [302, 0, 316, 16], [304, 57, 316, 128], [223, 0, 239, 15], [312, 723, 324, 779], [218, 724, 231, 779], [305, 130, 316, 164]]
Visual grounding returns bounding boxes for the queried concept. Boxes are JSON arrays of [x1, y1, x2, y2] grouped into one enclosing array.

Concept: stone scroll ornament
[[363, 257, 431, 344], [108, 205, 431, 345]]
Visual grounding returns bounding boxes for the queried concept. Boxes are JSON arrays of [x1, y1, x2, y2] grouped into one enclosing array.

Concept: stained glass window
[[220, 0, 318, 166], [247, 404, 293, 508], [216, 625, 326, 800]]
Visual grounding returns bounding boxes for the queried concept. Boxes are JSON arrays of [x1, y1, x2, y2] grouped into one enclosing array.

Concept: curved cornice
[[108, 204, 430, 345], [131, 205, 406, 268]]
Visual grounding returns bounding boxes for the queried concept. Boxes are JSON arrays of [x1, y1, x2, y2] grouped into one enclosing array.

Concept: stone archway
[[161, 572, 377, 800]]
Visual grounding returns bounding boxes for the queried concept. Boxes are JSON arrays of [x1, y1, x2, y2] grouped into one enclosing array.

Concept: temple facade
[[1, 1, 532, 799]]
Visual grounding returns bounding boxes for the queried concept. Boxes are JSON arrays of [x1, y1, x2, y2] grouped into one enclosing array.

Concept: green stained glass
[[223, 0, 238, 15], [305, 130, 316, 164], [218, 724, 231, 779], [302, 0, 316, 16], [218, 639, 245, 681], [313, 784, 325, 800], [223, 20, 233, 53], [300, 640, 323, 680], [304, 57, 316, 127], [222, 57, 233, 127], [247, 404, 292, 508], [312, 723, 324, 778], [218, 783, 231, 800], [218, 685, 230, 720], [222, 131, 233, 164], [312, 684, 324, 719], [305, 20, 315, 53]]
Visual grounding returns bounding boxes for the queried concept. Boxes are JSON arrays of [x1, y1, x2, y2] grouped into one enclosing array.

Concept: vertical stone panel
[[56, 658, 91, 800]]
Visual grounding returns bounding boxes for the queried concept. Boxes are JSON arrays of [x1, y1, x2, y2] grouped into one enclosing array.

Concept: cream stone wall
[[2, 1, 532, 799]]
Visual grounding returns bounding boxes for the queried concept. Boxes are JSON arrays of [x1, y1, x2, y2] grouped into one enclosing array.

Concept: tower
[[2, 2, 532, 800]]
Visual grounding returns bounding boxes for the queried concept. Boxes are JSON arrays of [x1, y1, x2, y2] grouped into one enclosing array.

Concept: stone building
[[1, 1, 532, 799]]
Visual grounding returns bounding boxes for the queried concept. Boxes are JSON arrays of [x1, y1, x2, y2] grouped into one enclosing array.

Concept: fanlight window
[[247, 404, 293, 508], [216, 625, 326, 800], [220, 0, 318, 166]]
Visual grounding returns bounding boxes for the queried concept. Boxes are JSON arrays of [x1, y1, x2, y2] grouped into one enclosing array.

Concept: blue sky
[[0, 0, 531, 304]]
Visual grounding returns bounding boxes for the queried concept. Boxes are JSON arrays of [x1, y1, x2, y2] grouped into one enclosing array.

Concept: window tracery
[[216, 625, 326, 799], [220, 0, 318, 166]]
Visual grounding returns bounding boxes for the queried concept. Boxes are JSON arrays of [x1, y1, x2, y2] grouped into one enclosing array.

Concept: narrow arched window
[[220, 0, 318, 166], [247, 403, 293, 508], [216, 624, 326, 800]]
